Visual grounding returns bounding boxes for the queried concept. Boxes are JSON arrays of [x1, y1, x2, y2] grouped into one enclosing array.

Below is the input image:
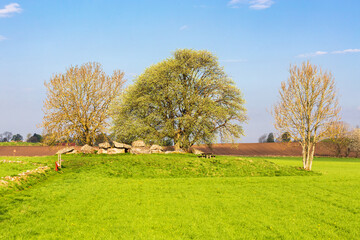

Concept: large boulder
[[99, 142, 111, 149], [113, 141, 132, 149], [81, 144, 96, 154], [56, 147, 75, 155], [132, 140, 146, 148], [97, 149, 108, 154], [107, 148, 125, 154], [130, 147, 150, 154], [191, 148, 204, 155], [150, 145, 164, 153], [67, 150, 79, 154], [150, 145, 163, 151]]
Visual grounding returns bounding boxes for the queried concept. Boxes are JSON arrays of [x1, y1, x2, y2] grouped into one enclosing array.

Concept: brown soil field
[[193, 142, 339, 157], [0, 142, 355, 157], [0, 146, 82, 157]]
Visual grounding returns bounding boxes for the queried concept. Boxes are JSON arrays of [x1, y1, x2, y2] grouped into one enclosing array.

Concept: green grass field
[[0, 154, 359, 239], [0, 142, 43, 146], [0, 160, 41, 178]]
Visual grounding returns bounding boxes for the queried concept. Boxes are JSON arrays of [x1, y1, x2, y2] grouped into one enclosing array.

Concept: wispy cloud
[[0, 35, 6, 41], [297, 48, 360, 58], [249, 0, 275, 9], [0, 3, 22, 18], [179, 25, 188, 31], [332, 49, 360, 54], [297, 51, 328, 58], [228, 0, 243, 8], [221, 59, 248, 63], [228, 0, 274, 10]]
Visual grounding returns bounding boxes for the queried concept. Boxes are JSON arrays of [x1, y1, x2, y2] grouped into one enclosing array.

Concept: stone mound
[[113, 141, 132, 149], [107, 148, 125, 154], [191, 148, 204, 155], [81, 144, 96, 154], [56, 147, 75, 155], [132, 140, 146, 147], [99, 142, 111, 149], [150, 145, 164, 153], [130, 147, 150, 154]]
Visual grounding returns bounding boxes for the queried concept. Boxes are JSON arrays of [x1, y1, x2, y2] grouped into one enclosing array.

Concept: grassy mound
[[62, 154, 318, 178], [0, 161, 42, 178], [0, 155, 359, 239]]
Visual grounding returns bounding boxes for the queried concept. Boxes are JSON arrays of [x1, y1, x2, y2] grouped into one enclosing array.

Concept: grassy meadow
[[0, 142, 43, 146], [0, 154, 359, 239]]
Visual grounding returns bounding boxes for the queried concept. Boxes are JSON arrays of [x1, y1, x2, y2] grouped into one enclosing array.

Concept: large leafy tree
[[273, 62, 340, 170], [42, 62, 125, 145], [11, 134, 23, 142], [111, 49, 246, 150]]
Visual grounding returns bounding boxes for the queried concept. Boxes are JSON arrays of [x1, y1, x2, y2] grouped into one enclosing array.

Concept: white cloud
[[0, 3, 22, 18], [221, 59, 248, 63], [358, 106, 360, 111], [296, 51, 327, 58], [297, 48, 360, 58], [0, 35, 6, 41], [228, 0, 274, 10], [179, 25, 188, 31], [249, 0, 274, 9], [331, 49, 360, 54]]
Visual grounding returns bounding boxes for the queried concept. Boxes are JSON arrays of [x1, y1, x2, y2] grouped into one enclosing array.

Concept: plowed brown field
[[194, 142, 338, 156], [0, 146, 82, 157], [0, 142, 353, 157]]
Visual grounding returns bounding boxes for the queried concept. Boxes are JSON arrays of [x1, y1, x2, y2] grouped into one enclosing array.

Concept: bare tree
[[273, 62, 340, 170], [1, 131, 13, 142], [326, 121, 351, 157], [350, 128, 360, 157], [258, 134, 267, 143], [42, 62, 125, 145]]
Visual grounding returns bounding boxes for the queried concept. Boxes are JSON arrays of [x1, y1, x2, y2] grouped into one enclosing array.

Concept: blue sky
[[0, 0, 359, 142]]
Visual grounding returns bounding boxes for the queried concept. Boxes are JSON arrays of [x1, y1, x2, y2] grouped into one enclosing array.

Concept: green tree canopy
[[267, 133, 275, 143], [27, 133, 42, 143], [11, 134, 23, 142], [111, 49, 247, 150], [281, 132, 291, 142]]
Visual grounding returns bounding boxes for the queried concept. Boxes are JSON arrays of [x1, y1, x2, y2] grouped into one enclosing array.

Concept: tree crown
[[111, 49, 246, 149], [42, 62, 125, 145]]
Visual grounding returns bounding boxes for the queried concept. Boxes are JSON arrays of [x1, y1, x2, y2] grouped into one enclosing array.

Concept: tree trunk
[[86, 134, 91, 146], [302, 145, 306, 169], [302, 143, 315, 171], [335, 143, 341, 157], [174, 132, 181, 151]]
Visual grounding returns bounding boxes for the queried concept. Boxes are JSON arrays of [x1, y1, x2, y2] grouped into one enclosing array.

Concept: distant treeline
[[0, 132, 42, 143]]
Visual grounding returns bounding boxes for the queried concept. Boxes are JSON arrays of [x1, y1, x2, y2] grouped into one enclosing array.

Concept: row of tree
[[325, 123, 360, 157], [42, 49, 247, 151], [40, 49, 357, 170], [258, 132, 291, 143], [259, 127, 360, 157], [0, 132, 42, 143]]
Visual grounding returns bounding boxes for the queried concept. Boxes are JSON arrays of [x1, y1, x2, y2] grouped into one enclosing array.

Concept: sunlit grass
[[0, 142, 43, 146], [0, 154, 359, 239]]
